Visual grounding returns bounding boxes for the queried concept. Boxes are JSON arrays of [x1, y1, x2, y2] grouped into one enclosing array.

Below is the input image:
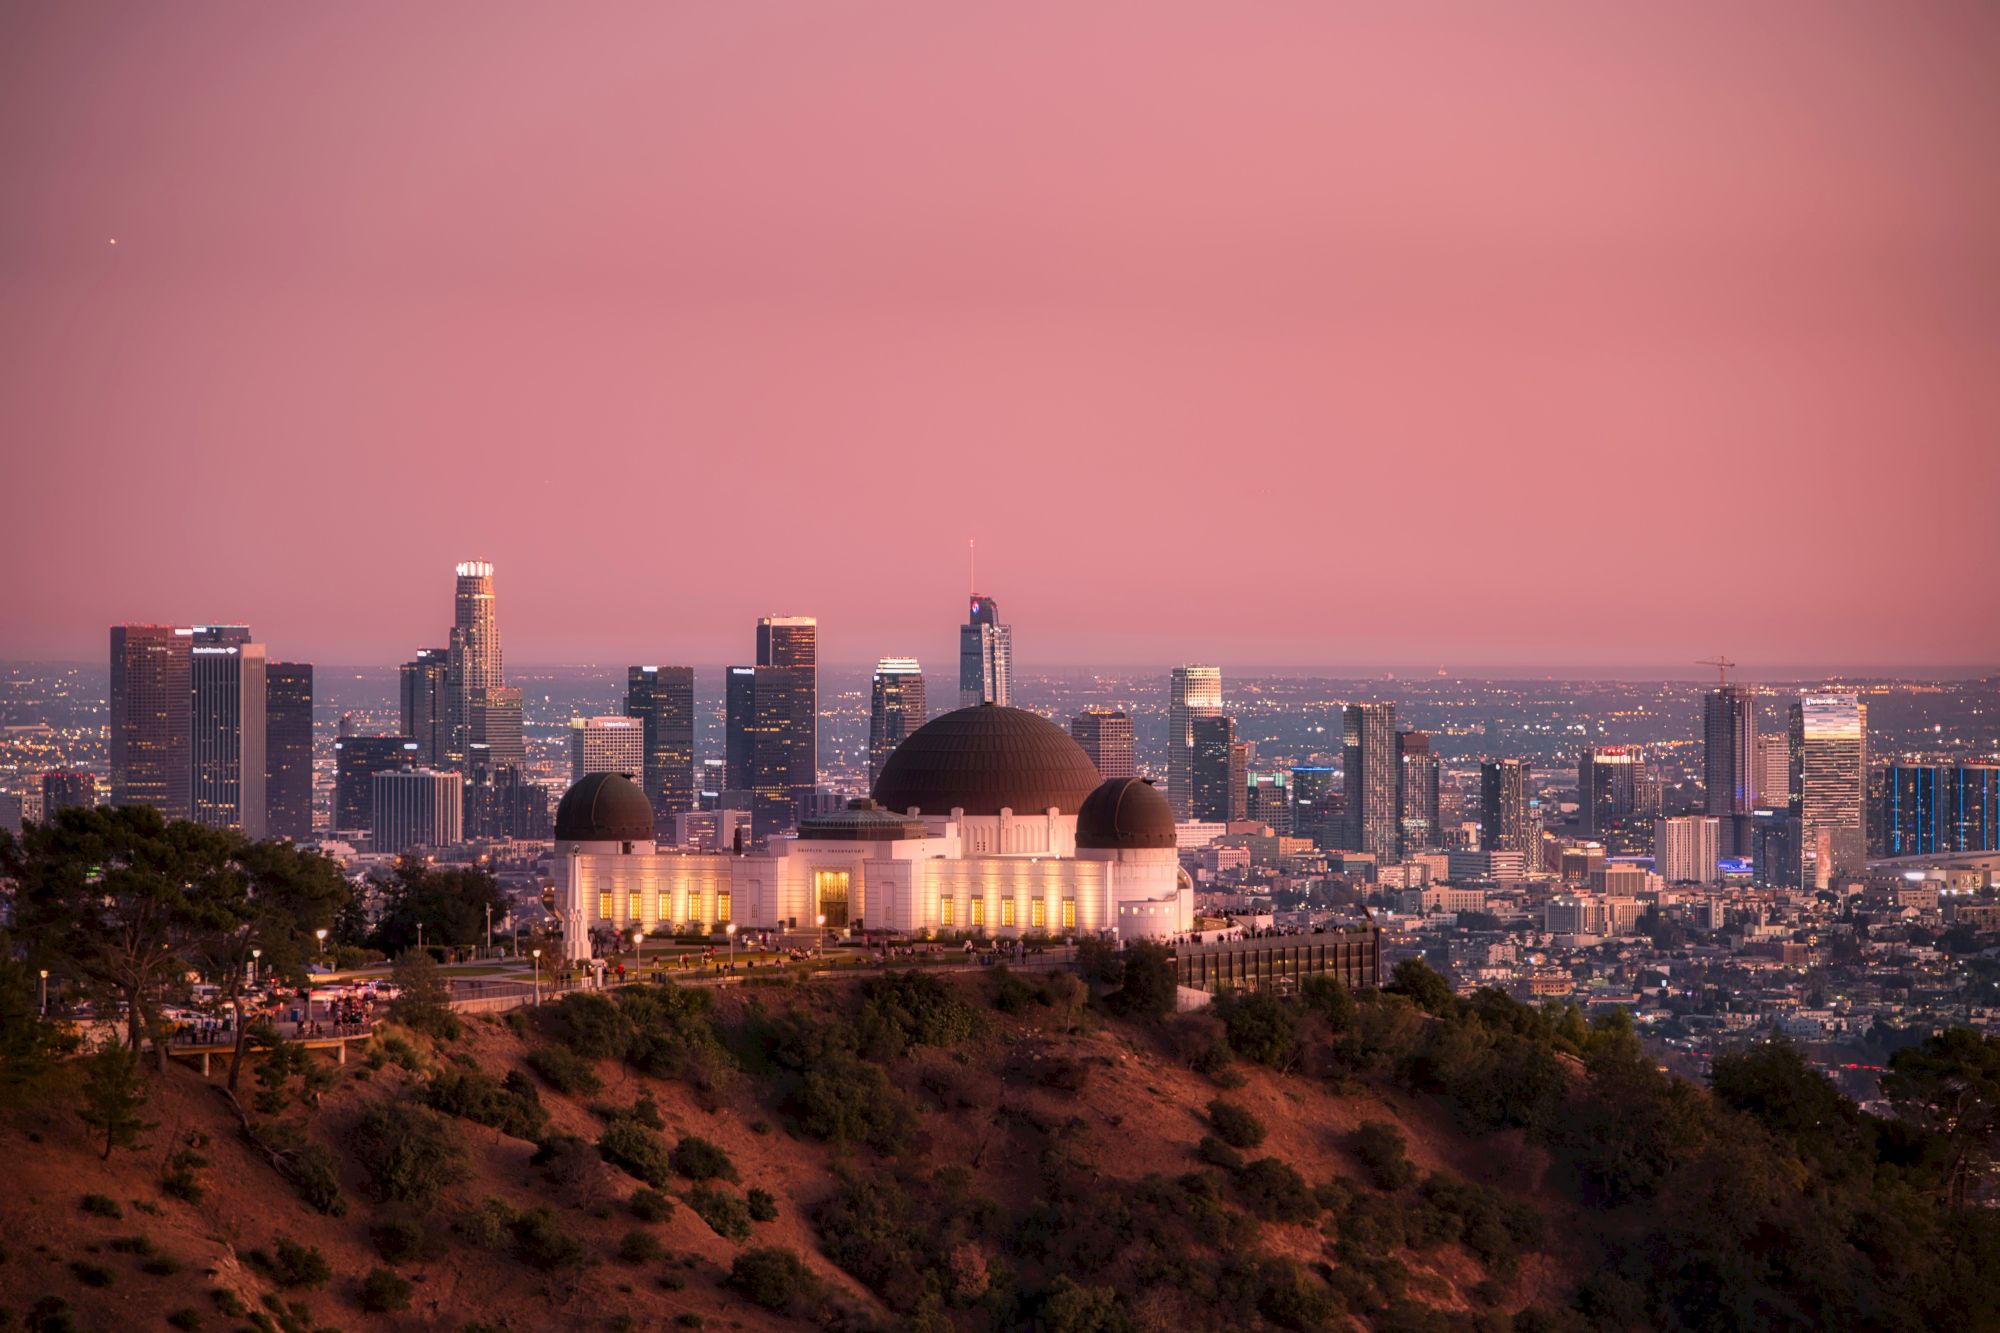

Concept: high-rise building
[[729, 616, 819, 839], [333, 735, 420, 834], [399, 648, 450, 765], [1790, 693, 1867, 889], [958, 595, 1013, 708], [1290, 765, 1340, 848], [444, 560, 504, 767], [1754, 733, 1792, 812], [1069, 708, 1135, 780], [1480, 760, 1532, 858], [1703, 685, 1758, 855], [868, 659, 928, 786], [1579, 746, 1642, 838], [465, 764, 551, 841], [473, 686, 527, 770], [723, 667, 757, 793], [1656, 815, 1722, 884], [1883, 763, 2000, 856], [1246, 770, 1291, 834], [1342, 702, 1398, 857], [109, 625, 191, 819], [570, 716, 646, 782], [264, 662, 314, 840], [1191, 714, 1245, 823], [40, 771, 97, 820], [189, 626, 267, 837], [627, 666, 696, 817], [1397, 729, 1440, 855], [0, 792, 23, 836], [1168, 666, 1224, 821], [371, 768, 463, 855]]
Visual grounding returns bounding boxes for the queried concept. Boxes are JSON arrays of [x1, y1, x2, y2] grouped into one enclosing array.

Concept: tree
[[1882, 1028, 2000, 1209], [78, 1044, 157, 1160], [1107, 940, 1177, 1020], [0, 947, 78, 1100], [1388, 958, 1456, 1015], [368, 859, 508, 955], [5, 806, 238, 1063], [388, 948, 459, 1039]]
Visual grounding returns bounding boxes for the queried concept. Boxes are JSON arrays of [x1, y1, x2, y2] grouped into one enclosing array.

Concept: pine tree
[[79, 1044, 157, 1160]]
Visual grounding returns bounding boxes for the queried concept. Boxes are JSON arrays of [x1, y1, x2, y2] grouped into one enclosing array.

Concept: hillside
[[2, 966, 1579, 1332]]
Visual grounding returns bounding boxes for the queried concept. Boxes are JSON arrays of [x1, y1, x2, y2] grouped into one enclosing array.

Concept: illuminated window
[[1031, 900, 1047, 928], [718, 890, 732, 923], [940, 897, 955, 926], [814, 870, 851, 928], [1001, 899, 1016, 927], [596, 890, 611, 918], [1062, 898, 1077, 929], [970, 899, 985, 927], [627, 892, 641, 923]]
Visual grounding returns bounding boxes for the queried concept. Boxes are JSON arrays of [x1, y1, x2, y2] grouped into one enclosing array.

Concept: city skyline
[[4, 5, 1998, 668]]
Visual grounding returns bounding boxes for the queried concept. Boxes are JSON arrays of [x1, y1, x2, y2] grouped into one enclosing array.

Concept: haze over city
[[5, 2, 1999, 668]]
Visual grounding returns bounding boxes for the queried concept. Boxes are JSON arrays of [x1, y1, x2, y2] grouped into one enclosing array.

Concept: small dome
[[871, 704, 1104, 817], [554, 772, 654, 843], [1076, 777, 1178, 850]]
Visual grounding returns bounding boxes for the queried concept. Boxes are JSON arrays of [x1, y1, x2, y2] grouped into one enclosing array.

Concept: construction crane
[[1696, 656, 1737, 685]]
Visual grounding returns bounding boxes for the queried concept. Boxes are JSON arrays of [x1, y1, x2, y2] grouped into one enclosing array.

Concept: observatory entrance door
[[814, 870, 850, 929]]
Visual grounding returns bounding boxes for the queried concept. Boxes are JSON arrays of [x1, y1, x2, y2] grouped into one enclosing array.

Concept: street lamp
[[531, 948, 543, 1006], [315, 927, 328, 969], [726, 921, 737, 972], [485, 902, 493, 953], [632, 930, 643, 977], [251, 947, 262, 987], [39, 968, 48, 1017], [417, 921, 425, 954]]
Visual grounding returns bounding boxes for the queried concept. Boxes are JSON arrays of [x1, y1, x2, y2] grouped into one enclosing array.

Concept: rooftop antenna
[[968, 537, 976, 596], [1696, 655, 1737, 685]]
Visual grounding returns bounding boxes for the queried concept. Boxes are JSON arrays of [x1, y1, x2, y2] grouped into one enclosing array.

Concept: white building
[[554, 706, 1194, 963], [371, 768, 463, 854], [570, 715, 645, 784], [1656, 816, 1721, 884]]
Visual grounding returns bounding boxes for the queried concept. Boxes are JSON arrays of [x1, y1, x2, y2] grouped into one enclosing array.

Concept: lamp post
[[250, 947, 262, 987], [417, 921, 425, 955], [38, 968, 48, 1017], [632, 930, 643, 979], [485, 902, 493, 953], [315, 927, 328, 971], [726, 921, 737, 972], [532, 948, 542, 1005]]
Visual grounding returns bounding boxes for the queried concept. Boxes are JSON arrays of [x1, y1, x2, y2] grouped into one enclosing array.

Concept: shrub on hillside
[[728, 1246, 819, 1313], [421, 1067, 549, 1140], [1257, 1256, 1345, 1330], [527, 1044, 602, 1096], [268, 1238, 331, 1289], [747, 1187, 779, 1222], [1388, 958, 1456, 1016], [1198, 1136, 1245, 1171], [628, 1187, 675, 1222], [1207, 1098, 1267, 1149], [540, 992, 630, 1059], [689, 1184, 754, 1241], [1214, 990, 1300, 1069], [81, 1194, 122, 1218], [1233, 1157, 1320, 1224], [598, 1120, 673, 1188], [670, 1134, 738, 1183], [1350, 1121, 1418, 1192], [368, 1213, 436, 1264], [858, 971, 982, 1058], [618, 1228, 664, 1264], [1301, 974, 1357, 1032], [350, 1101, 468, 1210], [357, 1267, 412, 1313], [510, 1206, 586, 1270]]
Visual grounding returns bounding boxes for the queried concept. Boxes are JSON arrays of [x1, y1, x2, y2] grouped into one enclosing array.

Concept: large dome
[[554, 771, 655, 843], [1076, 777, 1178, 850], [871, 704, 1104, 817]]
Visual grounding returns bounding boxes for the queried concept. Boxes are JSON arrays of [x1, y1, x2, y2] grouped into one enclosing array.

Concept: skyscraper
[[399, 648, 449, 765], [1754, 733, 1792, 811], [333, 735, 420, 834], [40, 771, 97, 820], [868, 659, 928, 786], [1397, 729, 1440, 855], [371, 768, 463, 855], [189, 625, 267, 837], [1190, 714, 1245, 823], [958, 595, 1013, 708], [1246, 769, 1291, 834], [1168, 665, 1223, 820], [1883, 763, 1999, 856], [1290, 765, 1339, 848], [1480, 760, 1532, 858], [109, 625, 190, 819], [1578, 746, 1642, 837], [1069, 708, 1135, 780], [1342, 702, 1398, 857], [264, 661, 314, 840], [1656, 816, 1722, 884], [730, 616, 819, 840], [570, 716, 646, 783], [444, 560, 503, 767], [1789, 693, 1867, 890], [1702, 685, 1758, 856], [627, 666, 696, 817]]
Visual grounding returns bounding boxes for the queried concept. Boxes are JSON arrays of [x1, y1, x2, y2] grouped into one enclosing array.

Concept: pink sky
[[3, 3, 1996, 670]]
